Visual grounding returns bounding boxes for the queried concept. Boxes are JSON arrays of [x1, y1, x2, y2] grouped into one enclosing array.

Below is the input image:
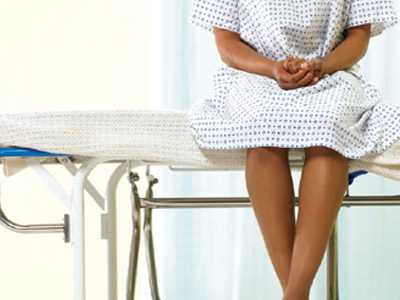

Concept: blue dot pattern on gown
[[187, 0, 400, 160]]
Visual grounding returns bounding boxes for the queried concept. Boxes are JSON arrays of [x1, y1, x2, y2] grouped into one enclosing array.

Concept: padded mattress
[[0, 109, 400, 180]]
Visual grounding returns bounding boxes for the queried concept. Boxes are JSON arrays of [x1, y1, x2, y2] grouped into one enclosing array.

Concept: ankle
[[283, 294, 309, 300], [283, 289, 310, 300]]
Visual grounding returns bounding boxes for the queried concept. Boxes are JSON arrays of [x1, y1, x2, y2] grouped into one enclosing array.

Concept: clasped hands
[[272, 55, 326, 90]]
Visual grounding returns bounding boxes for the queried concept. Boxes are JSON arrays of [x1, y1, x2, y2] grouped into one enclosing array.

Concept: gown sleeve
[[189, 0, 240, 33], [345, 0, 399, 37]]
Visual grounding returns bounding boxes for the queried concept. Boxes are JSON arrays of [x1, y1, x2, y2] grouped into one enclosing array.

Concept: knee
[[246, 147, 288, 162], [305, 146, 349, 165]]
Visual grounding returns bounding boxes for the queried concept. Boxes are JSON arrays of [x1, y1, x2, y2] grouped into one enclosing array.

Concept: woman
[[187, 0, 399, 299]]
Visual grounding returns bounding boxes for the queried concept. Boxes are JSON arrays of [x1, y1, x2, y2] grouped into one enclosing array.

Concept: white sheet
[[1, 109, 400, 180]]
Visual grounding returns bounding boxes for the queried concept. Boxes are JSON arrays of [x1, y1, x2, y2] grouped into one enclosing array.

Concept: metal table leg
[[104, 162, 130, 300], [143, 167, 161, 300], [71, 157, 114, 300], [126, 166, 161, 300], [99, 160, 149, 300], [102, 161, 145, 300], [327, 221, 339, 300], [144, 207, 161, 300], [126, 171, 143, 300]]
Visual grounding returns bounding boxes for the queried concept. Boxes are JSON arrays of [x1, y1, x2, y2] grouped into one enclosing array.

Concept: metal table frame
[[124, 165, 400, 300], [0, 149, 145, 300], [0, 148, 398, 300]]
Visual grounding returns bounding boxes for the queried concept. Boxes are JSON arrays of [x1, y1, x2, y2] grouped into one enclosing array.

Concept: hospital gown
[[187, 0, 400, 160]]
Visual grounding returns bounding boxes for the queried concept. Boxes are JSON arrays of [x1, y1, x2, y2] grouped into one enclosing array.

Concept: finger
[[279, 82, 294, 90], [283, 60, 290, 71], [311, 59, 323, 73], [314, 68, 324, 79], [300, 61, 312, 72], [295, 57, 304, 64], [309, 76, 320, 85], [308, 60, 319, 72], [294, 71, 315, 87], [277, 79, 293, 90], [293, 59, 304, 73], [296, 60, 305, 72], [288, 68, 308, 82], [315, 69, 323, 78], [278, 69, 297, 83], [288, 61, 297, 73]]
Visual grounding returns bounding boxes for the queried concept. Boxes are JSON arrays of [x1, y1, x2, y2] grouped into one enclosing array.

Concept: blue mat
[[0, 147, 67, 157]]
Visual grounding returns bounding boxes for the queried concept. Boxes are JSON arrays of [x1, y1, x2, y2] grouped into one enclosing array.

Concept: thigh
[[304, 146, 349, 162], [246, 146, 289, 161]]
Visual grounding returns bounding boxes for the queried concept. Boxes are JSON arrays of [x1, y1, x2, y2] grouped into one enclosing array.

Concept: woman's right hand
[[272, 59, 315, 90]]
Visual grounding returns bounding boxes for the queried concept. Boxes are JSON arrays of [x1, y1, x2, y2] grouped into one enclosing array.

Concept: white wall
[[0, 0, 152, 112], [0, 0, 153, 299]]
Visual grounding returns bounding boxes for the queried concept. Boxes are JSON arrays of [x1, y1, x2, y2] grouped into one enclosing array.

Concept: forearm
[[214, 31, 276, 78], [322, 25, 371, 75]]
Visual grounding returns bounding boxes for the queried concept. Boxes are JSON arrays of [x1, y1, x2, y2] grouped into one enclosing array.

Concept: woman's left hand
[[284, 56, 326, 86], [301, 58, 325, 85]]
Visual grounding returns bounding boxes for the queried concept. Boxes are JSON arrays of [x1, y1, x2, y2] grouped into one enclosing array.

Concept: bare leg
[[283, 146, 349, 300], [245, 147, 296, 290]]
